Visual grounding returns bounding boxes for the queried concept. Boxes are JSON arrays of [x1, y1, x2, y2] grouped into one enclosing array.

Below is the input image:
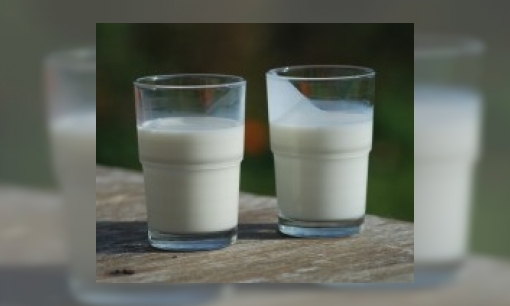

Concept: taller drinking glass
[[266, 65, 375, 238], [134, 74, 246, 251]]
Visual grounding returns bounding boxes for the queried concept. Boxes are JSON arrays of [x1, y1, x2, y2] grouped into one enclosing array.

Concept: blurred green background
[[97, 23, 413, 222]]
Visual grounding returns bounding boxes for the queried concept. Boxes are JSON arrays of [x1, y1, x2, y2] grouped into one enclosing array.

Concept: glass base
[[148, 227, 237, 251], [414, 261, 463, 287], [71, 280, 226, 306], [278, 216, 364, 238]]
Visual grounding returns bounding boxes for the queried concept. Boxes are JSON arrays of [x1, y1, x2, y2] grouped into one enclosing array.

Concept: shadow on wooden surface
[[96, 221, 149, 254], [238, 223, 283, 240], [96, 222, 288, 254]]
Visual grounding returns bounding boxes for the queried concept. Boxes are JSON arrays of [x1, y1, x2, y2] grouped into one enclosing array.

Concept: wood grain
[[0, 186, 65, 265], [211, 256, 510, 306], [96, 166, 414, 283], [2, 175, 509, 304]]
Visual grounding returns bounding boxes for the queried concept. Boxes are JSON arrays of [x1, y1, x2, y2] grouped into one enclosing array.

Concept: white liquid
[[51, 113, 223, 306], [50, 112, 96, 290], [137, 117, 244, 233], [414, 85, 482, 264], [270, 102, 373, 221]]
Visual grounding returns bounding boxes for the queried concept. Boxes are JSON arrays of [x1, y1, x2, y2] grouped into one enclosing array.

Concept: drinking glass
[[45, 47, 96, 299], [266, 65, 375, 238], [134, 74, 246, 251], [47, 51, 228, 304], [414, 34, 484, 284]]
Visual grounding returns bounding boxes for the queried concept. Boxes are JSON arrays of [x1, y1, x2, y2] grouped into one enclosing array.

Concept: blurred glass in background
[[47, 48, 227, 305], [46, 47, 97, 302], [414, 34, 484, 283]]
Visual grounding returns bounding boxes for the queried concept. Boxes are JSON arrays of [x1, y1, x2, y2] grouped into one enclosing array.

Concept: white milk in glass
[[49, 112, 96, 290], [270, 101, 373, 221], [137, 117, 244, 233], [414, 85, 482, 264], [52, 113, 223, 306]]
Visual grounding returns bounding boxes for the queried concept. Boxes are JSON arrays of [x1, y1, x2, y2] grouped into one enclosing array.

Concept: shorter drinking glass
[[266, 65, 375, 238], [134, 74, 246, 251]]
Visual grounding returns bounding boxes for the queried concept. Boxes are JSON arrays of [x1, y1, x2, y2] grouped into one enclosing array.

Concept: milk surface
[[137, 117, 244, 233], [270, 101, 373, 221], [414, 85, 482, 264]]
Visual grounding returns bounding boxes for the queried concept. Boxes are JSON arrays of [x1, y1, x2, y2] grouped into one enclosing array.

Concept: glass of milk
[[45, 48, 97, 300], [266, 65, 375, 238], [47, 52, 225, 305], [414, 34, 484, 284], [134, 74, 246, 251]]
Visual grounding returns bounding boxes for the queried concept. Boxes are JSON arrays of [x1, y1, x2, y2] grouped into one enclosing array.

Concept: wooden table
[[215, 255, 510, 305], [96, 166, 414, 283], [2, 170, 510, 305]]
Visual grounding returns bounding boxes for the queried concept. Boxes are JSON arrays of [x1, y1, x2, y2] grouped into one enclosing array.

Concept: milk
[[137, 117, 244, 233], [50, 113, 224, 306], [270, 101, 373, 221], [414, 85, 482, 264], [49, 112, 96, 291]]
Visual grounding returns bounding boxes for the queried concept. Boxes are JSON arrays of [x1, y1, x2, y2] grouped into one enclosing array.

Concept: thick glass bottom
[[148, 227, 237, 251], [413, 260, 463, 287], [71, 280, 226, 305], [278, 216, 364, 238]]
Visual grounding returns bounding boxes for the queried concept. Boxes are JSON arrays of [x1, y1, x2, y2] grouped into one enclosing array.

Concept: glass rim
[[415, 33, 485, 59], [134, 74, 246, 89], [45, 46, 96, 71], [266, 65, 375, 81]]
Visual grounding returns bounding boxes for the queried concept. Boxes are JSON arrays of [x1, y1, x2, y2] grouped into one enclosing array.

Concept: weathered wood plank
[[0, 186, 65, 265], [96, 166, 414, 283], [213, 256, 510, 306], [3, 176, 510, 304]]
